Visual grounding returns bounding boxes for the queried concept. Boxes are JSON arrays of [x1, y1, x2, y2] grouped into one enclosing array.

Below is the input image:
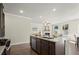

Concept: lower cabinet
[[30, 36, 56, 55], [49, 42, 55, 55], [36, 38, 41, 54], [41, 39, 49, 55], [31, 37, 36, 50]]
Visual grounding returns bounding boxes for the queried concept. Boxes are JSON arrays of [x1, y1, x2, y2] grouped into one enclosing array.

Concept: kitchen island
[[30, 35, 65, 55]]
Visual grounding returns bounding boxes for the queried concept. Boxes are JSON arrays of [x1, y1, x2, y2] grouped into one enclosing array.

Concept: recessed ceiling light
[[40, 16, 43, 18], [20, 10, 23, 13], [52, 8, 56, 12]]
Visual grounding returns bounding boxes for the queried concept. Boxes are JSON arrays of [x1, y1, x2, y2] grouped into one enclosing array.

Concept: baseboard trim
[[11, 42, 30, 46]]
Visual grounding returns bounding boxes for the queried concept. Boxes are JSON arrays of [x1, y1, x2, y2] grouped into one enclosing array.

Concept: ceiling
[[3, 3, 79, 24]]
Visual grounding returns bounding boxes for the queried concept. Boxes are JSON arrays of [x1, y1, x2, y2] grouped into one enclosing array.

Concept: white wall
[[5, 13, 32, 45], [31, 23, 43, 35], [32, 18, 79, 39], [53, 19, 79, 38]]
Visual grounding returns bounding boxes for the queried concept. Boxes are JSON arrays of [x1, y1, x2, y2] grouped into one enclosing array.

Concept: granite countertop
[[31, 35, 64, 42], [0, 46, 5, 55]]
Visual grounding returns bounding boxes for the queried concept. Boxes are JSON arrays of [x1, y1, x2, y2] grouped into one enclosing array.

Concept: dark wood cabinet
[[49, 42, 55, 55], [30, 36, 57, 55], [30, 36, 64, 55], [30, 36, 36, 51], [0, 3, 5, 37], [36, 38, 41, 54], [41, 39, 49, 55]]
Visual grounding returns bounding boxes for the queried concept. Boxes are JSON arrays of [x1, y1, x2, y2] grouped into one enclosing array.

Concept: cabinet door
[[36, 38, 41, 54], [41, 40, 49, 55], [30, 36, 32, 46], [49, 42, 55, 55], [31, 37, 36, 50]]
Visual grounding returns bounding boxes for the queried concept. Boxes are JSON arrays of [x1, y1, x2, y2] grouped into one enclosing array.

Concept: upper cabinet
[[0, 3, 5, 37]]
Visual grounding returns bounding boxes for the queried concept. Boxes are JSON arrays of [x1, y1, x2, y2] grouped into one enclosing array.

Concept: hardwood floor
[[9, 43, 37, 55], [9, 42, 79, 55]]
